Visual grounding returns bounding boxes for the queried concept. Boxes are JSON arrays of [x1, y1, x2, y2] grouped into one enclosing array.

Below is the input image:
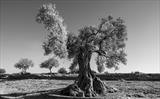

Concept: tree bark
[[76, 47, 106, 97]]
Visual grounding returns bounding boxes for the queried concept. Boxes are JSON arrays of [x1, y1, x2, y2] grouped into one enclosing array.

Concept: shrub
[[132, 71, 143, 75], [104, 71, 109, 75], [0, 68, 6, 74], [58, 68, 67, 74]]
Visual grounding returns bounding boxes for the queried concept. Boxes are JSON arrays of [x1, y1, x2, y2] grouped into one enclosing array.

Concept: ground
[[0, 79, 160, 99]]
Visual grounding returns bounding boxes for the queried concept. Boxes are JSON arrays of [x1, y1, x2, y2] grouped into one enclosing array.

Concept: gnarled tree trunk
[[76, 47, 106, 97], [60, 47, 107, 97]]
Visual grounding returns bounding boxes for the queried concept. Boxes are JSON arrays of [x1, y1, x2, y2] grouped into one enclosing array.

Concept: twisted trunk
[[76, 47, 106, 97], [60, 47, 107, 97]]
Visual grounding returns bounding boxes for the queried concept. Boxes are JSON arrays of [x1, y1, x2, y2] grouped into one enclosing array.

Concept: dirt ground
[[0, 79, 160, 99]]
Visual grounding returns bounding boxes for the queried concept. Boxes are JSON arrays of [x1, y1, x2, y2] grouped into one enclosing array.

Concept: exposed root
[[60, 83, 85, 97], [59, 47, 118, 97], [59, 76, 119, 97]]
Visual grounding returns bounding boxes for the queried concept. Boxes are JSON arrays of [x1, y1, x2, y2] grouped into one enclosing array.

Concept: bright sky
[[0, 0, 159, 74]]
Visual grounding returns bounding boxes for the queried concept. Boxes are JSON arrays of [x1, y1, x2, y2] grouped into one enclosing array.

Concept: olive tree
[[36, 4, 127, 97], [14, 58, 34, 73], [40, 57, 59, 74]]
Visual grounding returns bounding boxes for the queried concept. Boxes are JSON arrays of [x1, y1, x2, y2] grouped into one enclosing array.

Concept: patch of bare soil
[[0, 79, 160, 99]]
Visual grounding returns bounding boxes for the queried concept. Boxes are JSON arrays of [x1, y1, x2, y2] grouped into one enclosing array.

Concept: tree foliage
[[36, 4, 67, 58], [36, 3, 127, 74], [40, 57, 59, 73], [67, 16, 127, 71], [14, 58, 34, 73], [0, 68, 6, 74]]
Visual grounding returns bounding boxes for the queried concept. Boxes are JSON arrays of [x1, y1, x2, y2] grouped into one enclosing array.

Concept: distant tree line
[[2, 58, 144, 75]]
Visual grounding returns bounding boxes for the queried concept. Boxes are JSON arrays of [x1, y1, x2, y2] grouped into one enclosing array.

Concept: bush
[[104, 71, 109, 75], [0, 68, 6, 74], [58, 68, 67, 74], [132, 71, 143, 75]]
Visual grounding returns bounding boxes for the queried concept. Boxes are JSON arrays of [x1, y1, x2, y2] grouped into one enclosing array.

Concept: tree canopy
[[14, 58, 34, 73], [36, 4, 127, 71], [40, 57, 59, 73], [67, 16, 127, 71]]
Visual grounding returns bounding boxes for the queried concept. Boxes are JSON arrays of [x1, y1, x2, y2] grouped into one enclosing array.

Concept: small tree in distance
[[14, 58, 34, 74], [58, 67, 67, 74], [40, 57, 59, 74]]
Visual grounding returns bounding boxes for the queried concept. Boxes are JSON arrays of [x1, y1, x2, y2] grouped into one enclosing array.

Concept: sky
[[0, 0, 159, 74]]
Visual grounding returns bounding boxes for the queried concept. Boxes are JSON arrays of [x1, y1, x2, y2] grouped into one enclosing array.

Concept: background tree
[[40, 57, 59, 74], [58, 67, 67, 74], [0, 68, 6, 74], [14, 58, 34, 73], [36, 4, 127, 97]]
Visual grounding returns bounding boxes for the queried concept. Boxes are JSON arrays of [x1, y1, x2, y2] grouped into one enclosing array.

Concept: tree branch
[[93, 50, 109, 59]]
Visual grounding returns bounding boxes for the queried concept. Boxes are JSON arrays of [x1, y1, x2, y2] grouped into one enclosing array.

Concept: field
[[0, 79, 160, 99]]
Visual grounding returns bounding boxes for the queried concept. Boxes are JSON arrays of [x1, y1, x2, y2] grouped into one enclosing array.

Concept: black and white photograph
[[0, 0, 160, 98]]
